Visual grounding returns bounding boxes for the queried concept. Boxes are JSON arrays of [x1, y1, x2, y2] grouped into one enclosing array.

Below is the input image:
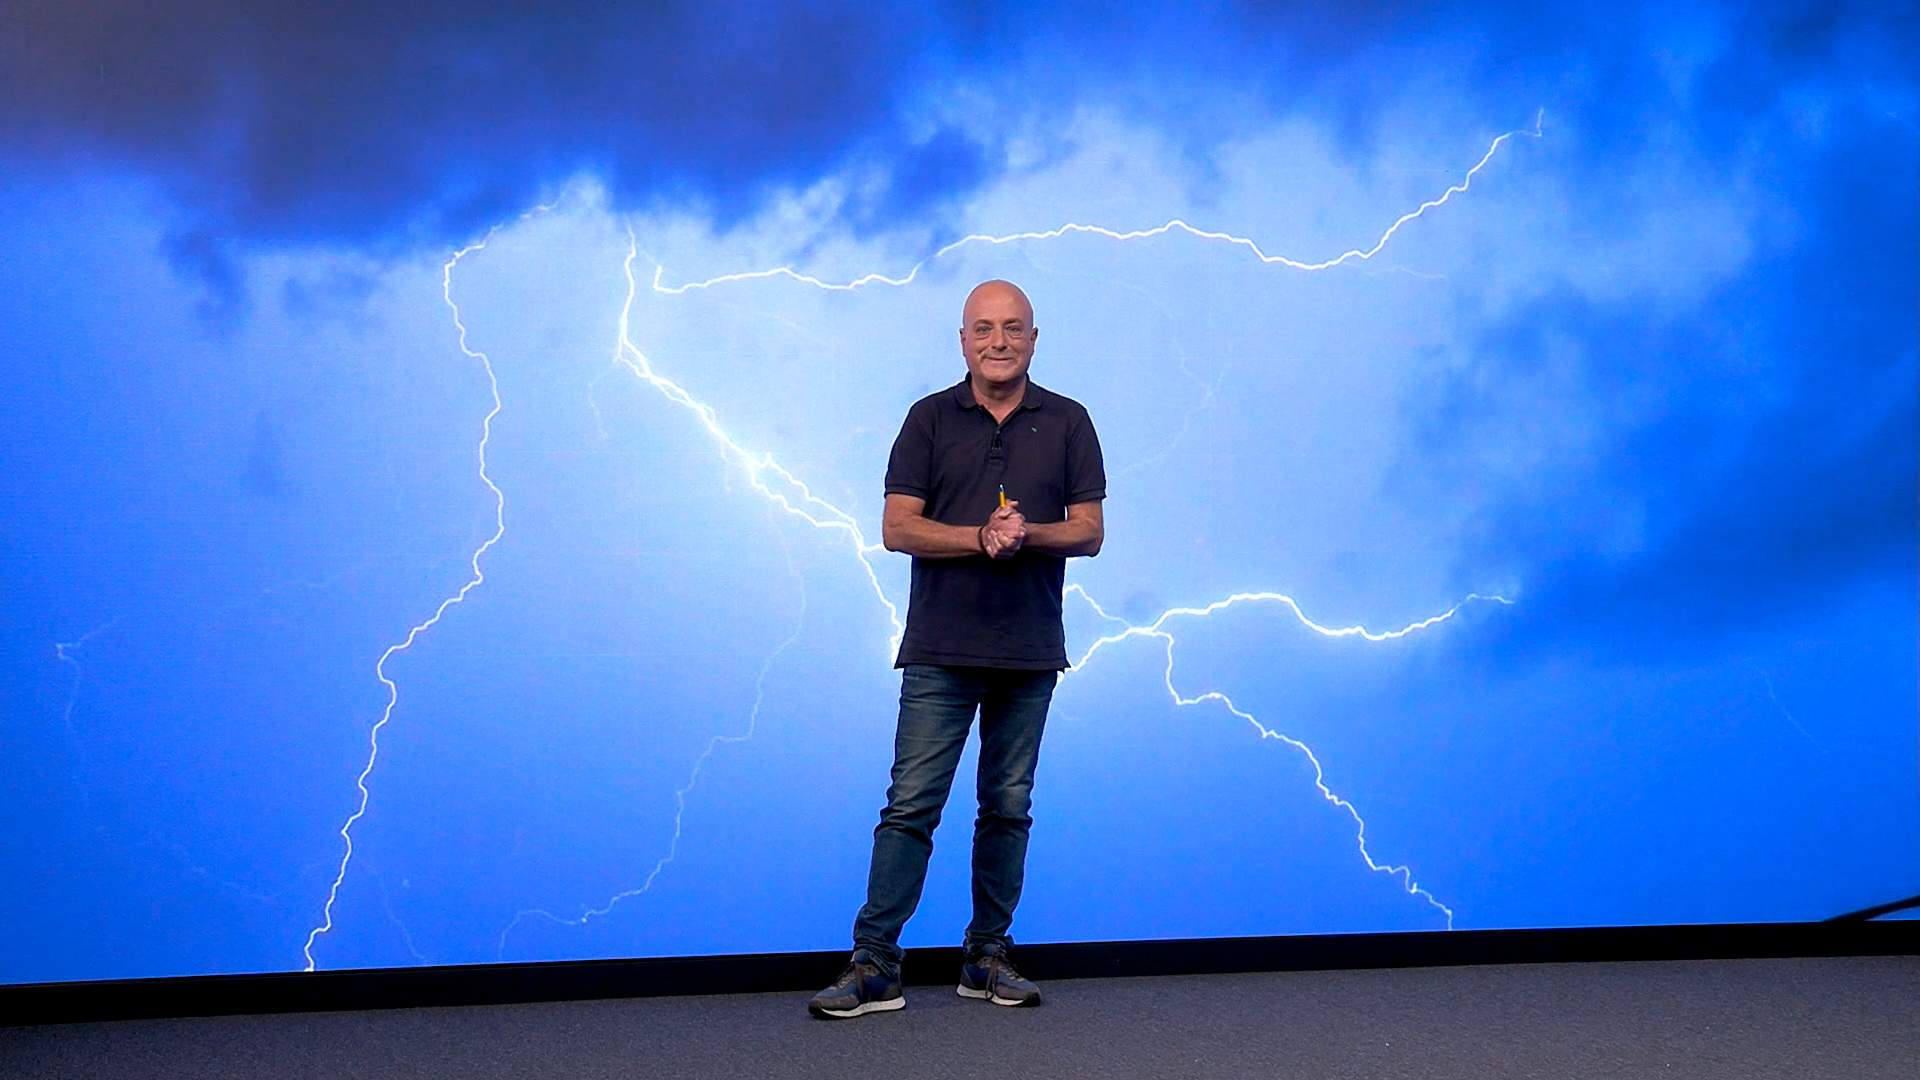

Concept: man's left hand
[[983, 502, 1026, 558]]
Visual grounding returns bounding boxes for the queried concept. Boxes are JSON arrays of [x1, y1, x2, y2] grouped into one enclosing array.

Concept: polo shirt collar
[[950, 375, 1048, 413]]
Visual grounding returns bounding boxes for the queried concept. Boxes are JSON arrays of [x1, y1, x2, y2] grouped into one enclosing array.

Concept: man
[[808, 279, 1106, 1019]]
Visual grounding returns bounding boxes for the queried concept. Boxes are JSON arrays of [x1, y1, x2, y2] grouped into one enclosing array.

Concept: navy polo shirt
[[884, 375, 1107, 670]]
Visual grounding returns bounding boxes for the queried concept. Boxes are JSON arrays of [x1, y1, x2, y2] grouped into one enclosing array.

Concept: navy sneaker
[[957, 943, 1041, 1007], [807, 948, 905, 1019]]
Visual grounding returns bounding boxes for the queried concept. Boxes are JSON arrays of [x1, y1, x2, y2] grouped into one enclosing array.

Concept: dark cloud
[[1, 0, 1911, 321], [0, 1, 955, 253], [161, 227, 247, 324], [6, 2, 1908, 248], [1481, 380, 1914, 664], [850, 126, 991, 232], [1420, 100, 1918, 662]]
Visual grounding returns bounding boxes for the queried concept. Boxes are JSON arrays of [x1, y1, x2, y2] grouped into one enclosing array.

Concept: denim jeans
[[852, 663, 1058, 973]]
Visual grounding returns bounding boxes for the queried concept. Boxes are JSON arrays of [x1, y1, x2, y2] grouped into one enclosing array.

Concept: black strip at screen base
[[6, 920, 1916, 1028]]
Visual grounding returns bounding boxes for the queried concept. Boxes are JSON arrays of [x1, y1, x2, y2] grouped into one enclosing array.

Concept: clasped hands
[[979, 500, 1026, 559]]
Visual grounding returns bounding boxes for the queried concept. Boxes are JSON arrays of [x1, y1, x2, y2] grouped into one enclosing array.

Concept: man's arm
[[882, 493, 988, 558], [1022, 500, 1104, 557]]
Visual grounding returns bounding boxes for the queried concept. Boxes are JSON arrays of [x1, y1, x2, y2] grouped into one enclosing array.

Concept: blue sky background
[[2, 1, 1915, 983]]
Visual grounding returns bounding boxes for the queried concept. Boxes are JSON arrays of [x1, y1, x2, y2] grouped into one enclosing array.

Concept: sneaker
[[957, 943, 1041, 1007], [807, 948, 905, 1019]]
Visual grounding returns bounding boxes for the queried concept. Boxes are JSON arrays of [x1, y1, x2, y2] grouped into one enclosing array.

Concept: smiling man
[[808, 279, 1107, 1018]]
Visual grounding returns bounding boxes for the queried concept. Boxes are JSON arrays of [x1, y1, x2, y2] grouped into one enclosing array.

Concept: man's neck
[[970, 373, 1027, 415]]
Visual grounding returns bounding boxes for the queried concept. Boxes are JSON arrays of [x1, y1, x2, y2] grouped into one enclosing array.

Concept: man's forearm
[[884, 514, 987, 558], [1022, 519, 1102, 557]]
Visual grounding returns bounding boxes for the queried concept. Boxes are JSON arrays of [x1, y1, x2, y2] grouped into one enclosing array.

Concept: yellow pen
[[998, 484, 1008, 509]]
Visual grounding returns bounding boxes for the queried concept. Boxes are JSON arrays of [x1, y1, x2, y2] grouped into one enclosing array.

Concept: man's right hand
[[982, 501, 1026, 558]]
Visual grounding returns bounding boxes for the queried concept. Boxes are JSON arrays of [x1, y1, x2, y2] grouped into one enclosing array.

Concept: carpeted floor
[[4, 956, 1916, 1079]]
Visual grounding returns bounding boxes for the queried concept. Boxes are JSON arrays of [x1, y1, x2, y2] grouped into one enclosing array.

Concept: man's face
[[959, 281, 1037, 390]]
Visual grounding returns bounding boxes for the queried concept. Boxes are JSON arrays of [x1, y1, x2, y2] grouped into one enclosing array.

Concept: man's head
[[959, 279, 1037, 391]]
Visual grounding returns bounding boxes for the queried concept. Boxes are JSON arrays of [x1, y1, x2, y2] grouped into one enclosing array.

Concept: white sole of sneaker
[[811, 995, 906, 1019], [956, 984, 1038, 1007]]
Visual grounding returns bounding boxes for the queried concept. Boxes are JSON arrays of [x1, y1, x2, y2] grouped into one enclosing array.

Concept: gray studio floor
[[5, 956, 1917, 1080]]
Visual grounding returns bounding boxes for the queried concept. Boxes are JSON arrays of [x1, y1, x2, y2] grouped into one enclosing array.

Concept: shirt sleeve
[[884, 406, 934, 499], [1067, 409, 1107, 504]]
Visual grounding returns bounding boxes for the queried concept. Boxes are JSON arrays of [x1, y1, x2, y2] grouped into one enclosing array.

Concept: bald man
[[809, 280, 1107, 1018]]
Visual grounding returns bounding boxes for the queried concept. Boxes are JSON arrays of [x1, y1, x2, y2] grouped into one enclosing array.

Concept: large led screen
[[3, 2, 1916, 984]]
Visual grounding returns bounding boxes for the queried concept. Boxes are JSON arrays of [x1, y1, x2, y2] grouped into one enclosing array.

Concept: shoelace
[[976, 950, 1015, 998]]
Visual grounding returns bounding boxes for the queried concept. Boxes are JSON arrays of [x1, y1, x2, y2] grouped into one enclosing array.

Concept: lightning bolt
[[1061, 587, 1513, 926], [56, 616, 297, 914], [609, 117, 1541, 926], [1111, 359, 1222, 483], [1751, 663, 1822, 752], [495, 536, 809, 958], [53, 616, 125, 814], [369, 863, 431, 965], [301, 199, 560, 971], [55, 616, 123, 741], [309, 115, 1537, 962], [651, 111, 1543, 295], [609, 229, 907, 654]]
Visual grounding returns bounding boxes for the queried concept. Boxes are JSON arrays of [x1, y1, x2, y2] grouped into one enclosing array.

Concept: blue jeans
[[852, 663, 1058, 973]]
